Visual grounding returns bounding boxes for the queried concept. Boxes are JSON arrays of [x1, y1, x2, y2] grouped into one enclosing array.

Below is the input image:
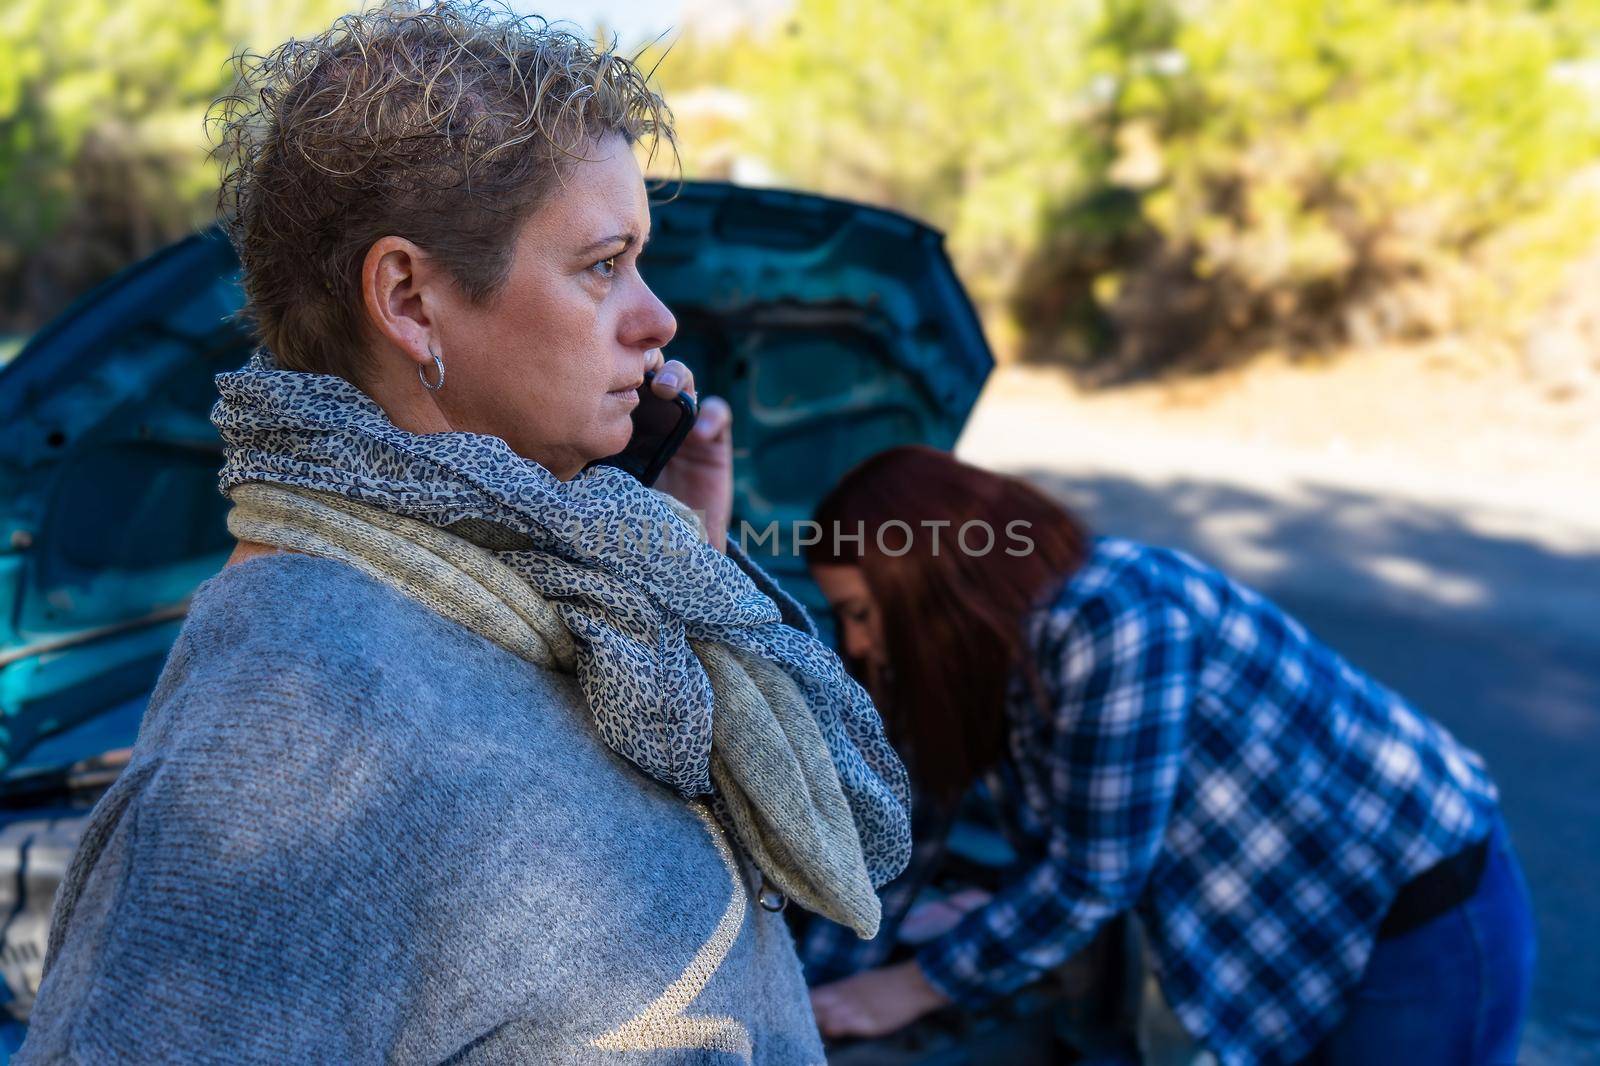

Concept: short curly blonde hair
[[209, 0, 676, 384]]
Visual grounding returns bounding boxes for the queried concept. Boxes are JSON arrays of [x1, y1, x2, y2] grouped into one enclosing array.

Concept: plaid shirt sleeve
[[916, 592, 1197, 1006]]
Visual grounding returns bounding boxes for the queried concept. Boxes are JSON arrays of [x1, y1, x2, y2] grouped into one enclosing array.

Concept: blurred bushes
[[660, 0, 1600, 381], [0, 0, 351, 331], [1096, 0, 1600, 381], [4, 0, 1599, 382]]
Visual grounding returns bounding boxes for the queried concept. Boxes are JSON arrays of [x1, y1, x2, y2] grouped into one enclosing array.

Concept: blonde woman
[[16, 5, 908, 1063]]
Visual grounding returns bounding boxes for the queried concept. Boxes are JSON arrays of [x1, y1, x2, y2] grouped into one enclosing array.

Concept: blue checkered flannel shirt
[[804, 537, 1500, 1065]]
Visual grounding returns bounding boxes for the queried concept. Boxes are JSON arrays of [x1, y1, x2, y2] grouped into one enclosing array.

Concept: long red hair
[[807, 446, 1089, 804]]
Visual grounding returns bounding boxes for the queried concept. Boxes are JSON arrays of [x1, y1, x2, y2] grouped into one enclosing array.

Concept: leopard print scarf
[[211, 350, 911, 911]]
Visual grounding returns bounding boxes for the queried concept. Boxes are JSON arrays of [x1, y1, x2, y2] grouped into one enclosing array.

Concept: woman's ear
[[361, 236, 438, 370]]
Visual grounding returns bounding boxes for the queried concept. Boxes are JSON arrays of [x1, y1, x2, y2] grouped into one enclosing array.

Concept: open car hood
[[0, 180, 993, 779]]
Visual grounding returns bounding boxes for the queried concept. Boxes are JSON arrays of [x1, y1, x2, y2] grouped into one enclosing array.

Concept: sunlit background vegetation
[[4, 0, 1600, 387]]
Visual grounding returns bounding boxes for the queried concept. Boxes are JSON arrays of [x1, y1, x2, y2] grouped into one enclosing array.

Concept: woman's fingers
[[651, 356, 695, 401], [946, 888, 994, 914], [899, 898, 968, 943], [809, 985, 867, 1037], [688, 395, 731, 444], [809, 961, 950, 1040]]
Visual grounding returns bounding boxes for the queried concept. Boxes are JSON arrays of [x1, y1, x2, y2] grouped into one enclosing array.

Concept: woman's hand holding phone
[[630, 350, 734, 552], [654, 393, 732, 551]]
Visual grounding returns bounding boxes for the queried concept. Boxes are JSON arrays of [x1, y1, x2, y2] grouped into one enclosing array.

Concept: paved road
[[953, 398, 1600, 1063]]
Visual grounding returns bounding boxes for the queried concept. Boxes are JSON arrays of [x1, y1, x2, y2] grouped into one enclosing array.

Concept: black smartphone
[[593, 369, 699, 486]]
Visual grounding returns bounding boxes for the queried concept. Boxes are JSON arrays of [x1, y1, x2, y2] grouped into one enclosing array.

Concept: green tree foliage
[[735, 0, 1109, 318], [7, 0, 1600, 377], [1102, 0, 1600, 376], [0, 0, 352, 329], [665, 0, 1600, 377]]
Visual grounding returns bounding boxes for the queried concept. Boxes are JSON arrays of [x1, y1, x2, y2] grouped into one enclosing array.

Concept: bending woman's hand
[[648, 350, 733, 552], [809, 960, 952, 1041]]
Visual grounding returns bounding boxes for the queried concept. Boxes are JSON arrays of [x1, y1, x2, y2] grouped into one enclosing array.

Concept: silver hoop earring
[[419, 347, 445, 391]]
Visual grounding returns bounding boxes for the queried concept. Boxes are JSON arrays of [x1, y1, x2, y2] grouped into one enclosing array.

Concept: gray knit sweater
[[14, 553, 827, 1065]]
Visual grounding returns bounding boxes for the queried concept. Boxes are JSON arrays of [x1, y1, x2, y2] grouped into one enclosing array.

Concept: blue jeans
[[1304, 815, 1537, 1065]]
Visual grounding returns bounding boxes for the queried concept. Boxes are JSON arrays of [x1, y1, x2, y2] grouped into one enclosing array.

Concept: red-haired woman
[[799, 446, 1534, 1066]]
